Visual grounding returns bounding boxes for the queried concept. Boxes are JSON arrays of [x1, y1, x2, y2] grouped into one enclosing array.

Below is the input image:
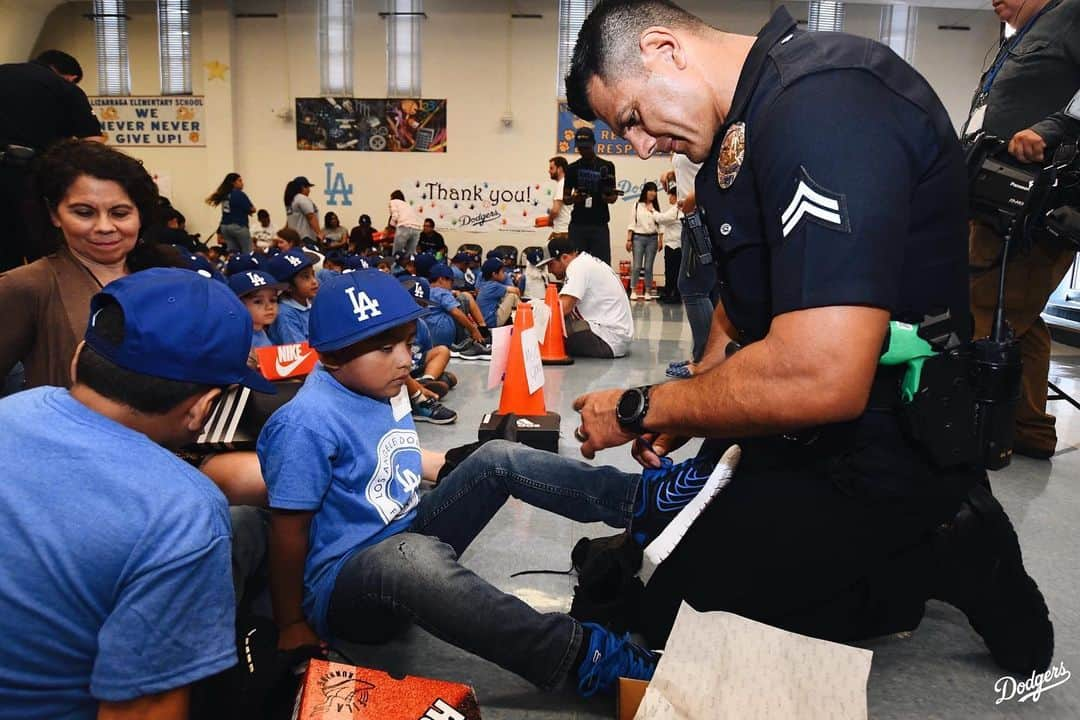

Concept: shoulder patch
[[781, 166, 850, 237]]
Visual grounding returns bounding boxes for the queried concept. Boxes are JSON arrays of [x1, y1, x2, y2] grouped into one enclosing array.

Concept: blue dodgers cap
[[309, 269, 428, 352], [341, 255, 370, 272], [184, 253, 226, 283], [266, 248, 315, 282], [481, 257, 504, 277], [225, 252, 261, 276], [400, 274, 432, 306], [85, 268, 275, 393], [451, 252, 473, 264], [524, 247, 545, 266], [413, 252, 437, 278], [228, 270, 285, 298], [428, 262, 455, 281]]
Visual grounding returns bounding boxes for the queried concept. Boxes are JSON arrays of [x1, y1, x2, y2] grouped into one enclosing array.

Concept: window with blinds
[[557, 0, 594, 100], [386, 0, 422, 97], [94, 0, 131, 96], [158, 0, 191, 95], [879, 4, 918, 64], [320, 0, 353, 96], [808, 0, 846, 32]]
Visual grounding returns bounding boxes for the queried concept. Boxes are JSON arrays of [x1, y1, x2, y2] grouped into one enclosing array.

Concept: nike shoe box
[[293, 659, 482, 720], [478, 411, 560, 453], [186, 379, 302, 452], [255, 341, 318, 380]]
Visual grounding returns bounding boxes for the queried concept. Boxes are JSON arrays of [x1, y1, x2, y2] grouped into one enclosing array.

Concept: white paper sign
[[90, 96, 206, 146], [636, 604, 872, 720], [487, 326, 514, 390], [390, 384, 412, 421], [528, 299, 550, 344], [520, 327, 545, 395]]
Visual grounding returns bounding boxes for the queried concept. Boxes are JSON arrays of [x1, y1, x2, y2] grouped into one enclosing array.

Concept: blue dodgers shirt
[[0, 388, 236, 718], [410, 318, 434, 373], [252, 329, 273, 348], [221, 188, 253, 226], [257, 368, 423, 638], [425, 286, 461, 347], [268, 297, 311, 344], [476, 279, 508, 328]]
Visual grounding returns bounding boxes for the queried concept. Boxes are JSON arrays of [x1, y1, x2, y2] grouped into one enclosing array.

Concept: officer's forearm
[[698, 300, 735, 365], [644, 306, 888, 438]]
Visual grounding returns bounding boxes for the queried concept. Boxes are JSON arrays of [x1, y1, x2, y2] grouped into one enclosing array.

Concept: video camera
[[962, 89, 1080, 469]]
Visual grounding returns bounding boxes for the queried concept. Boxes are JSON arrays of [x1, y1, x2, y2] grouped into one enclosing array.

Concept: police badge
[[717, 122, 745, 189]]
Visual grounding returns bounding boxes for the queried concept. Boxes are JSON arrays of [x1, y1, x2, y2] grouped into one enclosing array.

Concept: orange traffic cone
[[497, 302, 547, 416], [539, 283, 574, 365]]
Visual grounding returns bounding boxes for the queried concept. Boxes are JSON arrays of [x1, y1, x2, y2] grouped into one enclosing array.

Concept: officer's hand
[[1008, 128, 1047, 163], [660, 170, 676, 190], [631, 433, 689, 468], [573, 388, 636, 460]]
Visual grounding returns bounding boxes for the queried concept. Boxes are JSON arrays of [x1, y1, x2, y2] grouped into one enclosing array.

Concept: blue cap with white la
[[85, 268, 275, 393], [225, 252, 261, 276], [184, 253, 226, 283], [309, 269, 429, 352], [428, 262, 455, 281], [341, 255, 370, 273], [228, 270, 285, 298], [266, 248, 315, 282], [399, 274, 432, 306]]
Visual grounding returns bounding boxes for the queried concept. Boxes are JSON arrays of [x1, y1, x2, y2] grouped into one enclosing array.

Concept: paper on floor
[[636, 603, 872, 720]]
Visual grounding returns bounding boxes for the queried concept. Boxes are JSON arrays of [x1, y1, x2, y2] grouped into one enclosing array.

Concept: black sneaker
[[455, 340, 491, 361], [933, 482, 1054, 674], [411, 397, 457, 424], [439, 371, 458, 389], [418, 377, 449, 398], [449, 339, 472, 358]]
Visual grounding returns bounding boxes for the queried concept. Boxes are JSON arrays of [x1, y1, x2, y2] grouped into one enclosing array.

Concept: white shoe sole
[[453, 354, 490, 361], [639, 445, 741, 585]]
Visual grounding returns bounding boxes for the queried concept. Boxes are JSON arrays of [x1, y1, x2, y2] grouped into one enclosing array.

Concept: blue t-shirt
[[268, 297, 311, 344], [0, 388, 235, 717], [221, 189, 253, 226], [252, 329, 273, 349], [476, 279, 508, 328], [257, 368, 423, 638], [410, 318, 434, 373], [317, 268, 339, 287], [425, 286, 460, 347]]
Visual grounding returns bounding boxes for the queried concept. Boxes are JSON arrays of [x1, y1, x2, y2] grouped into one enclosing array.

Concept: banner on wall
[[90, 96, 205, 147], [557, 102, 662, 157], [404, 178, 556, 233], [296, 98, 447, 152]]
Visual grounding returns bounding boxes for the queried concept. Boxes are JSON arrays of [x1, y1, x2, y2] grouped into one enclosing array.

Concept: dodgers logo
[[366, 429, 421, 524], [324, 162, 354, 207], [246, 271, 266, 286], [285, 254, 302, 267], [344, 286, 383, 322]]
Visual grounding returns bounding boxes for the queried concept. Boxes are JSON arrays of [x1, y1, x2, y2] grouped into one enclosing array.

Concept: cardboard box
[[617, 677, 649, 720], [292, 659, 482, 720]]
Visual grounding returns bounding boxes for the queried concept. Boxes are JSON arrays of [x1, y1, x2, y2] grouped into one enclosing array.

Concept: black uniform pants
[[0, 165, 35, 272], [569, 222, 611, 265], [638, 411, 978, 648]]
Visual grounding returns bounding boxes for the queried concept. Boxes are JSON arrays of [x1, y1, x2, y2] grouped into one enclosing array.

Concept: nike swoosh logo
[[274, 351, 312, 376]]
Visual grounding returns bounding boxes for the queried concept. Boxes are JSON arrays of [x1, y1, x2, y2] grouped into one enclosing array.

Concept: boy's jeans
[[326, 440, 641, 689]]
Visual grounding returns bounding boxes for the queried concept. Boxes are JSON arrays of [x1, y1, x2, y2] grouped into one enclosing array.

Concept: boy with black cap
[[267, 248, 320, 344], [427, 262, 491, 359], [0, 269, 275, 718], [563, 126, 619, 265], [260, 270, 747, 698], [477, 256, 521, 327]]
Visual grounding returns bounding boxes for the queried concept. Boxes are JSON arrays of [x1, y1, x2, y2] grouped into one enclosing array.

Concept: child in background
[[522, 247, 551, 300], [252, 209, 276, 251], [258, 270, 689, 699], [323, 212, 348, 252], [376, 258, 392, 274], [274, 227, 303, 254], [477, 258, 521, 328], [229, 270, 285, 360], [266, 248, 320, 344], [400, 275, 457, 398], [319, 250, 345, 286], [427, 264, 491, 360]]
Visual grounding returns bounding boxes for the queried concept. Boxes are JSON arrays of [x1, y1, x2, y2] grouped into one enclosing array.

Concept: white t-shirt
[[287, 194, 318, 240], [552, 178, 572, 233], [389, 198, 423, 230], [627, 203, 660, 235], [656, 204, 682, 249], [561, 252, 634, 357], [673, 153, 703, 202]]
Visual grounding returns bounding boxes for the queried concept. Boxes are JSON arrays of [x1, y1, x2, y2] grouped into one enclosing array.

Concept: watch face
[[618, 389, 643, 421]]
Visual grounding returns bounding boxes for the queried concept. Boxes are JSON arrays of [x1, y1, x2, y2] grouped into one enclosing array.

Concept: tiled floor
[[338, 303, 1080, 719]]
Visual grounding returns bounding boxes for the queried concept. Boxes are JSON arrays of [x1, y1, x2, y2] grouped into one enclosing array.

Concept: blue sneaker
[[632, 445, 741, 569], [576, 623, 658, 697]]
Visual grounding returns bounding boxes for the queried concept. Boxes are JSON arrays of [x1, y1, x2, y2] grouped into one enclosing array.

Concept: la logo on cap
[[412, 284, 424, 298], [286, 255, 302, 267], [247, 272, 266, 286], [345, 287, 382, 322]]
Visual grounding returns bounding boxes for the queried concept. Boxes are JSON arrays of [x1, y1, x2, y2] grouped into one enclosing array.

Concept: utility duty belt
[[0, 144, 36, 169], [876, 313, 1020, 470]]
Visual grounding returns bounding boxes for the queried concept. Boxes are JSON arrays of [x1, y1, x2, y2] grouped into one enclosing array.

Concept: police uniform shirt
[[564, 155, 617, 225], [696, 7, 970, 353], [0, 61, 101, 150]]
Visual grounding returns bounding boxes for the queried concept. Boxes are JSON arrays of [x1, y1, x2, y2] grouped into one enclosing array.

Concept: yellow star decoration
[[204, 61, 230, 81]]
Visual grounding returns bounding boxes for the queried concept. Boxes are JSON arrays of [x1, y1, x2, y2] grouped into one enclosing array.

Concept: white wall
[[28, 0, 1000, 270]]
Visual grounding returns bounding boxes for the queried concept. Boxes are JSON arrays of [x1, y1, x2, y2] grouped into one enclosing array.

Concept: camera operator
[[564, 127, 620, 265], [0, 50, 103, 272], [964, 0, 1080, 459]]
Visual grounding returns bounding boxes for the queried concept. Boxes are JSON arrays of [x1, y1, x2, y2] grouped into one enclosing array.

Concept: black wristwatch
[[616, 385, 652, 434]]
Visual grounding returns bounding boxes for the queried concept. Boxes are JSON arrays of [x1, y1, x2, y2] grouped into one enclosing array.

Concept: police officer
[[964, 0, 1080, 459], [0, 50, 102, 271], [568, 0, 1053, 674]]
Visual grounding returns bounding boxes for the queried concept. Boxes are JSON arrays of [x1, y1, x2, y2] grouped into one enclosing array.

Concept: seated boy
[[267, 248, 320, 344], [258, 270, 732, 696], [229, 269, 285, 355], [427, 263, 491, 360], [400, 275, 457, 398], [522, 247, 552, 299], [0, 269, 276, 718], [477, 257, 522, 328]]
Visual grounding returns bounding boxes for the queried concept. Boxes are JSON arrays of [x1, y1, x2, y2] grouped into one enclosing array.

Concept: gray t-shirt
[[287, 194, 318, 241], [977, 0, 1080, 147]]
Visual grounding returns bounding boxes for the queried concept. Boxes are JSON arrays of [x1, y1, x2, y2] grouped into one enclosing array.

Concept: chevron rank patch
[[781, 166, 850, 237]]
